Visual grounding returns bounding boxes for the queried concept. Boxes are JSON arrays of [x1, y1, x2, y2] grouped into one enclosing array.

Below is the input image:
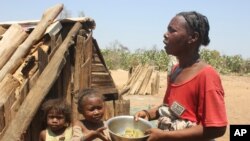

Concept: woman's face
[[47, 109, 66, 132], [82, 97, 105, 123], [163, 15, 190, 56]]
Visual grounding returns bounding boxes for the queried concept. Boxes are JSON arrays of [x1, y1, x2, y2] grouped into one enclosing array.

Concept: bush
[[102, 41, 249, 74], [101, 43, 169, 71]]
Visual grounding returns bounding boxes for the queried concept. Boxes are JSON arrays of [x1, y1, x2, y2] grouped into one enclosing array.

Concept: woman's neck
[[177, 53, 200, 68]]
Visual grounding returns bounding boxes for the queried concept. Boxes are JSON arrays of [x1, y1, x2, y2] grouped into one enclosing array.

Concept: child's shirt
[[46, 126, 72, 141]]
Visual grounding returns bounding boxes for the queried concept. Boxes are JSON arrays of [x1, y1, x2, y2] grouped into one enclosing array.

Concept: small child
[[71, 88, 110, 141], [39, 98, 72, 141]]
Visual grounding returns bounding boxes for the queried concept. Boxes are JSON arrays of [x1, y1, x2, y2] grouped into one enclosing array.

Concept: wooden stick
[[138, 67, 153, 95], [72, 34, 85, 121], [129, 66, 148, 95], [0, 74, 20, 135], [0, 24, 28, 69], [153, 71, 160, 95]]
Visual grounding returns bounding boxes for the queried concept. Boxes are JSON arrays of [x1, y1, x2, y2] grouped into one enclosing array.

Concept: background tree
[[102, 40, 250, 75]]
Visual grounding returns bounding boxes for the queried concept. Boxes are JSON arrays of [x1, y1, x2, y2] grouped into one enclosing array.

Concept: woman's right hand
[[134, 110, 149, 121], [134, 106, 160, 121]]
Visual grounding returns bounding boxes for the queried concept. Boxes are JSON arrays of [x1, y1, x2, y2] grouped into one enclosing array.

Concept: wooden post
[[38, 45, 49, 74], [129, 66, 149, 95], [0, 22, 82, 141], [81, 33, 93, 89], [138, 67, 153, 95], [72, 34, 85, 121], [115, 100, 130, 116], [103, 101, 115, 120], [0, 24, 28, 69], [62, 54, 72, 105], [0, 74, 20, 137]]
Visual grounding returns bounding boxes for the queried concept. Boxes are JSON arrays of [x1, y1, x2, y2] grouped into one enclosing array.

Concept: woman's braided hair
[[177, 11, 210, 46]]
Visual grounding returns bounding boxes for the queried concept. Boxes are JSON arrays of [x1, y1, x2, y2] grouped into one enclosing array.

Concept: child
[[71, 88, 110, 141], [39, 98, 72, 141]]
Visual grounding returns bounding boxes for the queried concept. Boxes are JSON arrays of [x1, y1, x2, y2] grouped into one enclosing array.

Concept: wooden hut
[[0, 4, 119, 141]]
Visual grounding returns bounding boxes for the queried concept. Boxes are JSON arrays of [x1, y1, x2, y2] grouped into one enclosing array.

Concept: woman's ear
[[188, 32, 199, 44]]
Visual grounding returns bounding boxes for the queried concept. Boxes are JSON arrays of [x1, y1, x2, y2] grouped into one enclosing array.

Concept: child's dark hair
[[77, 88, 105, 113], [41, 98, 71, 124]]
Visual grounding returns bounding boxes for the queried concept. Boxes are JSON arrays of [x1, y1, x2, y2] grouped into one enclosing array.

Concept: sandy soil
[[110, 69, 250, 141]]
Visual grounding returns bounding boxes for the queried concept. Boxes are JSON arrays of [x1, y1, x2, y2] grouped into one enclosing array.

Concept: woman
[[135, 11, 227, 141]]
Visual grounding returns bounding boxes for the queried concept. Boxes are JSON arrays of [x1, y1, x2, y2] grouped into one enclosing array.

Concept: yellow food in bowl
[[118, 127, 145, 138]]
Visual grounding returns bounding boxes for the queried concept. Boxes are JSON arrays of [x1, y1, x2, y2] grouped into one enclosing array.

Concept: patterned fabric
[[46, 126, 72, 141], [158, 104, 196, 131]]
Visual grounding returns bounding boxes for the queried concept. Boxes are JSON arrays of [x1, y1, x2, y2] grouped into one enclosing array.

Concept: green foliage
[[101, 41, 169, 71], [223, 55, 244, 73], [200, 49, 225, 72], [102, 41, 250, 74], [200, 48, 249, 74], [101, 40, 132, 70], [244, 59, 250, 74]]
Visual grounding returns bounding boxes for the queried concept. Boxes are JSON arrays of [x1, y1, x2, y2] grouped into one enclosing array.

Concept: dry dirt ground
[[110, 69, 250, 141]]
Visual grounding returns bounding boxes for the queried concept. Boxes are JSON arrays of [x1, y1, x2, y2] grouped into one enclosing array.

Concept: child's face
[[47, 109, 66, 132], [82, 97, 105, 123]]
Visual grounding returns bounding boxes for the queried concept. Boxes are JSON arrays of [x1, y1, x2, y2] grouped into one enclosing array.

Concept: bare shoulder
[[39, 129, 46, 141], [72, 120, 83, 127], [72, 120, 88, 132]]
